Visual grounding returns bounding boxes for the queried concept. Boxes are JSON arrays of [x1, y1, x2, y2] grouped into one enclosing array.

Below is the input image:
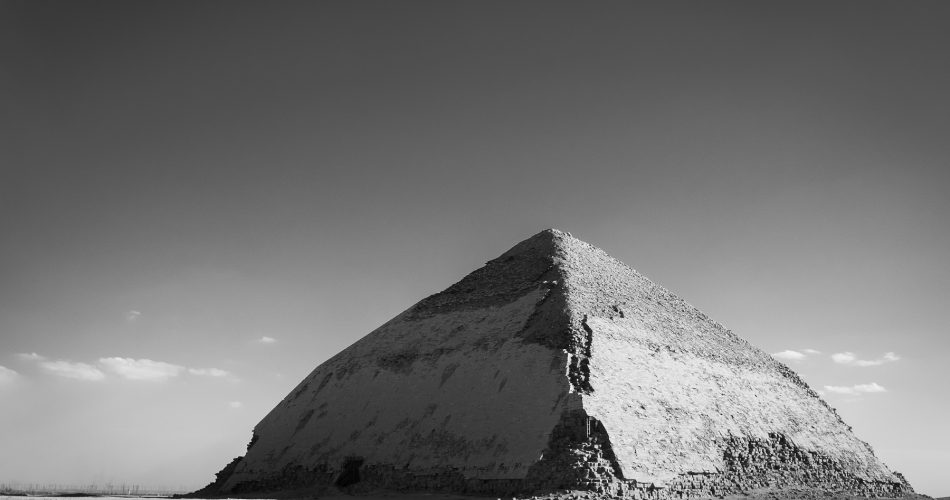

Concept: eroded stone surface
[[221, 290, 569, 489], [584, 315, 893, 486], [195, 229, 911, 499]]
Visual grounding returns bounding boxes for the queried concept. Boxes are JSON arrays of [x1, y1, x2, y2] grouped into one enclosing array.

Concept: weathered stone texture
[[218, 290, 569, 491], [195, 229, 911, 499]]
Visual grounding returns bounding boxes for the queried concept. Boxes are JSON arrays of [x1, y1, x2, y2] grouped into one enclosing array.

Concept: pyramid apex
[[496, 228, 577, 261], [532, 227, 573, 239]]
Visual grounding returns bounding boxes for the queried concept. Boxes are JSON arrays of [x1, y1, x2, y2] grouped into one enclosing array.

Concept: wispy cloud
[[773, 350, 807, 361], [40, 360, 106, 381], [18, 353, 105, 381], [258, 336, 277, 344], [188, 367, 231, 378], [99, 358, 184, 381], [823, 382, 887, 395], [228, 401, 243, 409], [125, 310, 142, 322], [21, 353, 233, 383], [772, 348, 821, 361], [0, 365, 18, 384], [831, 352, 900, 367]]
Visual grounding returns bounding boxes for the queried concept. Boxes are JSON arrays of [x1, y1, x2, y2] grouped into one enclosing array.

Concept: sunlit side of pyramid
[[196, 229, 911, 499]]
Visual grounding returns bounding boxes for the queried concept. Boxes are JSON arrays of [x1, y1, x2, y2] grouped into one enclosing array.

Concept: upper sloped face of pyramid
[[404, 228, 786, 372], [199, 229, 908, 498], [408, 228, 563, 319], [529, 229, 770, 368]]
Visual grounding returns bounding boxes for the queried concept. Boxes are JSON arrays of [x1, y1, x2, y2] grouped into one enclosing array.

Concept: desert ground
[[0, 488, 942, 500]]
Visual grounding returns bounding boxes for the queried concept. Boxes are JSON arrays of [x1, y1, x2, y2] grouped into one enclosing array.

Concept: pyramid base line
[[192, 432, 910, 500], [193, 465, 908, 500]]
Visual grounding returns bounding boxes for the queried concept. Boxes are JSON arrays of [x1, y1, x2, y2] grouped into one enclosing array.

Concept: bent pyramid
[[198, 229, 911, 499]]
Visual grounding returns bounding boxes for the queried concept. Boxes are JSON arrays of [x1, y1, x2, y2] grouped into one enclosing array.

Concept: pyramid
[[197, 229, 912, 499]]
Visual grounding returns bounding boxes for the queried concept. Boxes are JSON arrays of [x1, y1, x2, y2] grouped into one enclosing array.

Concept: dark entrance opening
[[335, 457, 364, 487]]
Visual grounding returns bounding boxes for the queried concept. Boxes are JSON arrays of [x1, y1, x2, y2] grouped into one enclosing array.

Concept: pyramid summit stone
[[197, 229, 912, 498]]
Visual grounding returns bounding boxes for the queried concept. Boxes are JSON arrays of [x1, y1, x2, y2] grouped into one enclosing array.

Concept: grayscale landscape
[[1, 1, 947, 500]]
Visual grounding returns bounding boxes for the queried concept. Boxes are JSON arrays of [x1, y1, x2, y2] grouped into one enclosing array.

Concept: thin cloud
[[99, 357, 184, 381], [823, 382, 887, 395], [20, 354, 105, 381], [17, 352, 46, 361], [856, 382, 888, 393], [773, 350, 807, 361], [22, 353, 229, 383], [125, 310, 142, 322], [772, 348, 821, 361], [40, 360, 106, 381], [188, 367, 231, 378], [258, 336, 277, 344], [228, 401, 243, 409], [0, 365, 18, 384], [831, 352, 900, 367]]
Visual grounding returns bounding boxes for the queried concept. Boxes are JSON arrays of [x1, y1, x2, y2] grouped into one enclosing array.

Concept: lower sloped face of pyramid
[[219, 289, 569, 493], [582, 315, 905, 497], [194, 230, 913, 499]]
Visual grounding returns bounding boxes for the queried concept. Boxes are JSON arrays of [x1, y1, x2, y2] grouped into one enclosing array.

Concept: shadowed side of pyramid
[[193, 229, 913, 499]]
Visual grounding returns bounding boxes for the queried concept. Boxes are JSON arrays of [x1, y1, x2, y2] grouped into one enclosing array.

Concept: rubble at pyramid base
[[196, 421, 909, 499]]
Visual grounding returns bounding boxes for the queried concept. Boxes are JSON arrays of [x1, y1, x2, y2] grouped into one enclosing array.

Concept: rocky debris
[[192, 229, 913, 499], [524, 410, 624, 493]]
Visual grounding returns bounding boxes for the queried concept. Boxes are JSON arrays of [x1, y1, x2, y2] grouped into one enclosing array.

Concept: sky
[[1, 0, 948, 496]]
